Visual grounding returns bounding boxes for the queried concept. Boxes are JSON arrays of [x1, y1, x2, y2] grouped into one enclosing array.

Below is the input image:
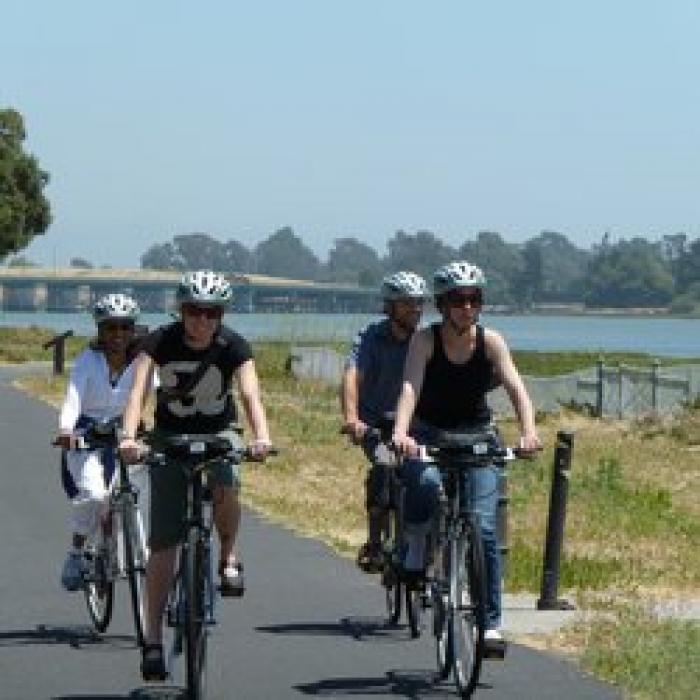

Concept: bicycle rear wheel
[[84, 527, 114, 633], [122, 497, 147, 647], [184, 527, 208, 700], [452, 522, 487, 698]]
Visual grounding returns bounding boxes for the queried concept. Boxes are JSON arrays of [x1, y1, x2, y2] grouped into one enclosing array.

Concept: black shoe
[[356, 542, 383, 573], [141, 643, 167, 681], [483, 629, 507, 659], [220, 561, 245, 597]]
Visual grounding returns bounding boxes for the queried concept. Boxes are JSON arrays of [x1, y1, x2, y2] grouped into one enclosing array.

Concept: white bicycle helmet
[[432, 261, 487, 297], [380, 271, 428, 301], [176, 270, 233, 306], [92, 293, 140, 323]]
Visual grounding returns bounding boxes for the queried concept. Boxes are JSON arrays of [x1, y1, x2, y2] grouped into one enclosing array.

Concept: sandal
[[141, 643, 166, 681]]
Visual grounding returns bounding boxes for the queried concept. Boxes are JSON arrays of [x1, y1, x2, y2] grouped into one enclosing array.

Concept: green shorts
[[149, 429, 243, 551]]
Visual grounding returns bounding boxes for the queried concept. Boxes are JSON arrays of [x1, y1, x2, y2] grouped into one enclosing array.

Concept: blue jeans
[[402, 458, 502, 630]]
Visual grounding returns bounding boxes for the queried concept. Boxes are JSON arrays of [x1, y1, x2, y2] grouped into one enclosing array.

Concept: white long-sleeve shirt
[[59, 347, 140, 433]]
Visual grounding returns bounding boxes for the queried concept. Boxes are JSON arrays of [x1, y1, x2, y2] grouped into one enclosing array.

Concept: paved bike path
[[0, 368, 619, 699]]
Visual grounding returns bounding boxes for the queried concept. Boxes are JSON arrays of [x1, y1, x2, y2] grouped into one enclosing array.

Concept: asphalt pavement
[[0, 366, 619, 699]]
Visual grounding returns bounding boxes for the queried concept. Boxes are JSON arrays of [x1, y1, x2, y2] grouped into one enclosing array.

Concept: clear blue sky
[[3, 1, 699, 268]]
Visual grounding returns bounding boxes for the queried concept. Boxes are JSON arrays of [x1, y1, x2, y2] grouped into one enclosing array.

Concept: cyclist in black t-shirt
[[119, 270, 271, 680]]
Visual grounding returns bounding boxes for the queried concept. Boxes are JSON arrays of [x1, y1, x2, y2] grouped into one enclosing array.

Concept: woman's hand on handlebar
[[341, 419, 368, 445], [517, 431, 543, 457], [53, 432, 77, 449], [391, 432, 419, 459], [248, 438, 272, 461], [118, 437, 142, 464]]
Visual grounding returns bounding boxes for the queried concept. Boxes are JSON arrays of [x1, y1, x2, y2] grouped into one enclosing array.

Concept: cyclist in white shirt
[[56, 293, 145, 591]]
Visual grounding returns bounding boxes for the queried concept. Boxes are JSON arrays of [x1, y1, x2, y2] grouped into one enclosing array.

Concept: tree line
[[140, 228, 700, 313], [1, 106, 698, 313]]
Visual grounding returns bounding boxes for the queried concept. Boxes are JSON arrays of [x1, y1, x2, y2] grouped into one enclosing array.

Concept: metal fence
[[289, 347, 700, 419]]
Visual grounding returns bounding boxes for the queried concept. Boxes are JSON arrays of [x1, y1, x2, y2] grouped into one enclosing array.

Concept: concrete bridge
[[0, 267, 378, 313]]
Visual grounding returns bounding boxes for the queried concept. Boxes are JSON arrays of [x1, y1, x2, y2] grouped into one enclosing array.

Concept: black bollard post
[[537, 430, 576, 611], [42, 330, 74, 375]]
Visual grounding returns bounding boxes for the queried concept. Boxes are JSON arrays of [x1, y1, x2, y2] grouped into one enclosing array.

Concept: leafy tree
[[584, 237, 674, 307], [6, 254, 36, 267], [254, 227, 321, 280], [141, 241, 184, 270], [0, 108, 51, 258], [325, 237, 383, 285], [673, 236, 700, 295], [384, 230, 456, 281], [222, 239, 253, 273], [518, 231, 591, 304], [459, 231, 524, 305]]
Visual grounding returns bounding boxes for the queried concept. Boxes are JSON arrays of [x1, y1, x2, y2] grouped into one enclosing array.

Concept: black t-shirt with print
[[140, 321, 253, 433]]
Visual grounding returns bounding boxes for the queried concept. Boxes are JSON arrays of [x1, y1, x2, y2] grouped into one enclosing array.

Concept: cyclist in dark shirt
[[392, 260, 541, 653], [119, 270, 271, 680], [341, 271, 428, 571]]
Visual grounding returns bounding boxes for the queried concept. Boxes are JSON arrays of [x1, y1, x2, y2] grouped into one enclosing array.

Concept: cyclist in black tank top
[[392, 261, 541, 653], [415, 323, 492, 428]]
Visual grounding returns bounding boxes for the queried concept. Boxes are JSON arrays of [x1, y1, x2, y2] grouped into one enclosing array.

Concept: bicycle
[[55, 419, 148, 646], [144, 433, 274, 700], [420, 429, 523, 698]]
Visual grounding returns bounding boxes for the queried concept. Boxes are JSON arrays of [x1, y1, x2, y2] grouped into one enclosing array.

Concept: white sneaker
[[61, 551, 87, 592], [484, 628, 504, 642]]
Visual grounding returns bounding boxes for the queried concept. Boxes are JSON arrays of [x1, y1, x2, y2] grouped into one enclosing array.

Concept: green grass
[[578, 606, 700, 699], [0, 326, 85, 364]]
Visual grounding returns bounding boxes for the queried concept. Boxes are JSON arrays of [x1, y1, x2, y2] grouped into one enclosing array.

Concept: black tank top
[[415, 323, 493, 429]]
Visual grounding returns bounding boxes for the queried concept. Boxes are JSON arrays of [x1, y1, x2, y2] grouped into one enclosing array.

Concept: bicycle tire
[[84, 527, 114, 633], [452, 520, 487, 698], [122, 497, 147, 647], [433, 543, 452, 680], [184, 527, 207, 700]]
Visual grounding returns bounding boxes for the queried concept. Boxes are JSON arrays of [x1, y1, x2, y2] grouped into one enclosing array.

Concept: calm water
[[1, 310, 699, 357]]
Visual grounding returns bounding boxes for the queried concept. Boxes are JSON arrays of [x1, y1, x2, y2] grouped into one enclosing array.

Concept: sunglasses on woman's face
[[101, 321, 135, 332], [183, 304, 222, 320], [446, 291, 483, 308]]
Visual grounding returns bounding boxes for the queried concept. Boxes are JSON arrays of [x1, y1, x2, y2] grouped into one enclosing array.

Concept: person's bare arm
[[235, 359, 271, 458], [119, 352, 154, 462], [340, 365, 367, 442], [392, 328, 432, 456], [486, 329, 541, 451]]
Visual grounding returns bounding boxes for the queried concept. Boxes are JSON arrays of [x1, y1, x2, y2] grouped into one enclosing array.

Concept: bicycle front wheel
[[452, 522, 487, 698], [84, 527, 114, 633], [383, 509, 402, 625], [122, 496, 147, 647], [184, 527, 208, 700]]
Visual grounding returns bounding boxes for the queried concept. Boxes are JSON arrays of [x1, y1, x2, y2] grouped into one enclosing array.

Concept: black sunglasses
[[100, 321, 135, 332], [446, 291, 483, 308], [183, 304, 223, 320]]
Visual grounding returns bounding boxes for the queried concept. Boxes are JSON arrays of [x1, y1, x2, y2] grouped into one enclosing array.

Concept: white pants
[[65, 450, 115, 538]]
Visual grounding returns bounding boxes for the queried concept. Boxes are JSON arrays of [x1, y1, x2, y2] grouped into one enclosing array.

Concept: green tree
[[385, 230, 456, 281], [0, 108, 51, 258], [459, 231, 524, 305], [324, 237, 382, 285], [254, 227, 320, 280], [584, 237, 674, 308]]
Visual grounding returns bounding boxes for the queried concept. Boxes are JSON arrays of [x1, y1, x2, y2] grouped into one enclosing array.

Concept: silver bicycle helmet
[[380, 271, 428, 301], [92, 293, 140, 323], [432, 261, 487, 297], [176, 270, 233, 306]]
